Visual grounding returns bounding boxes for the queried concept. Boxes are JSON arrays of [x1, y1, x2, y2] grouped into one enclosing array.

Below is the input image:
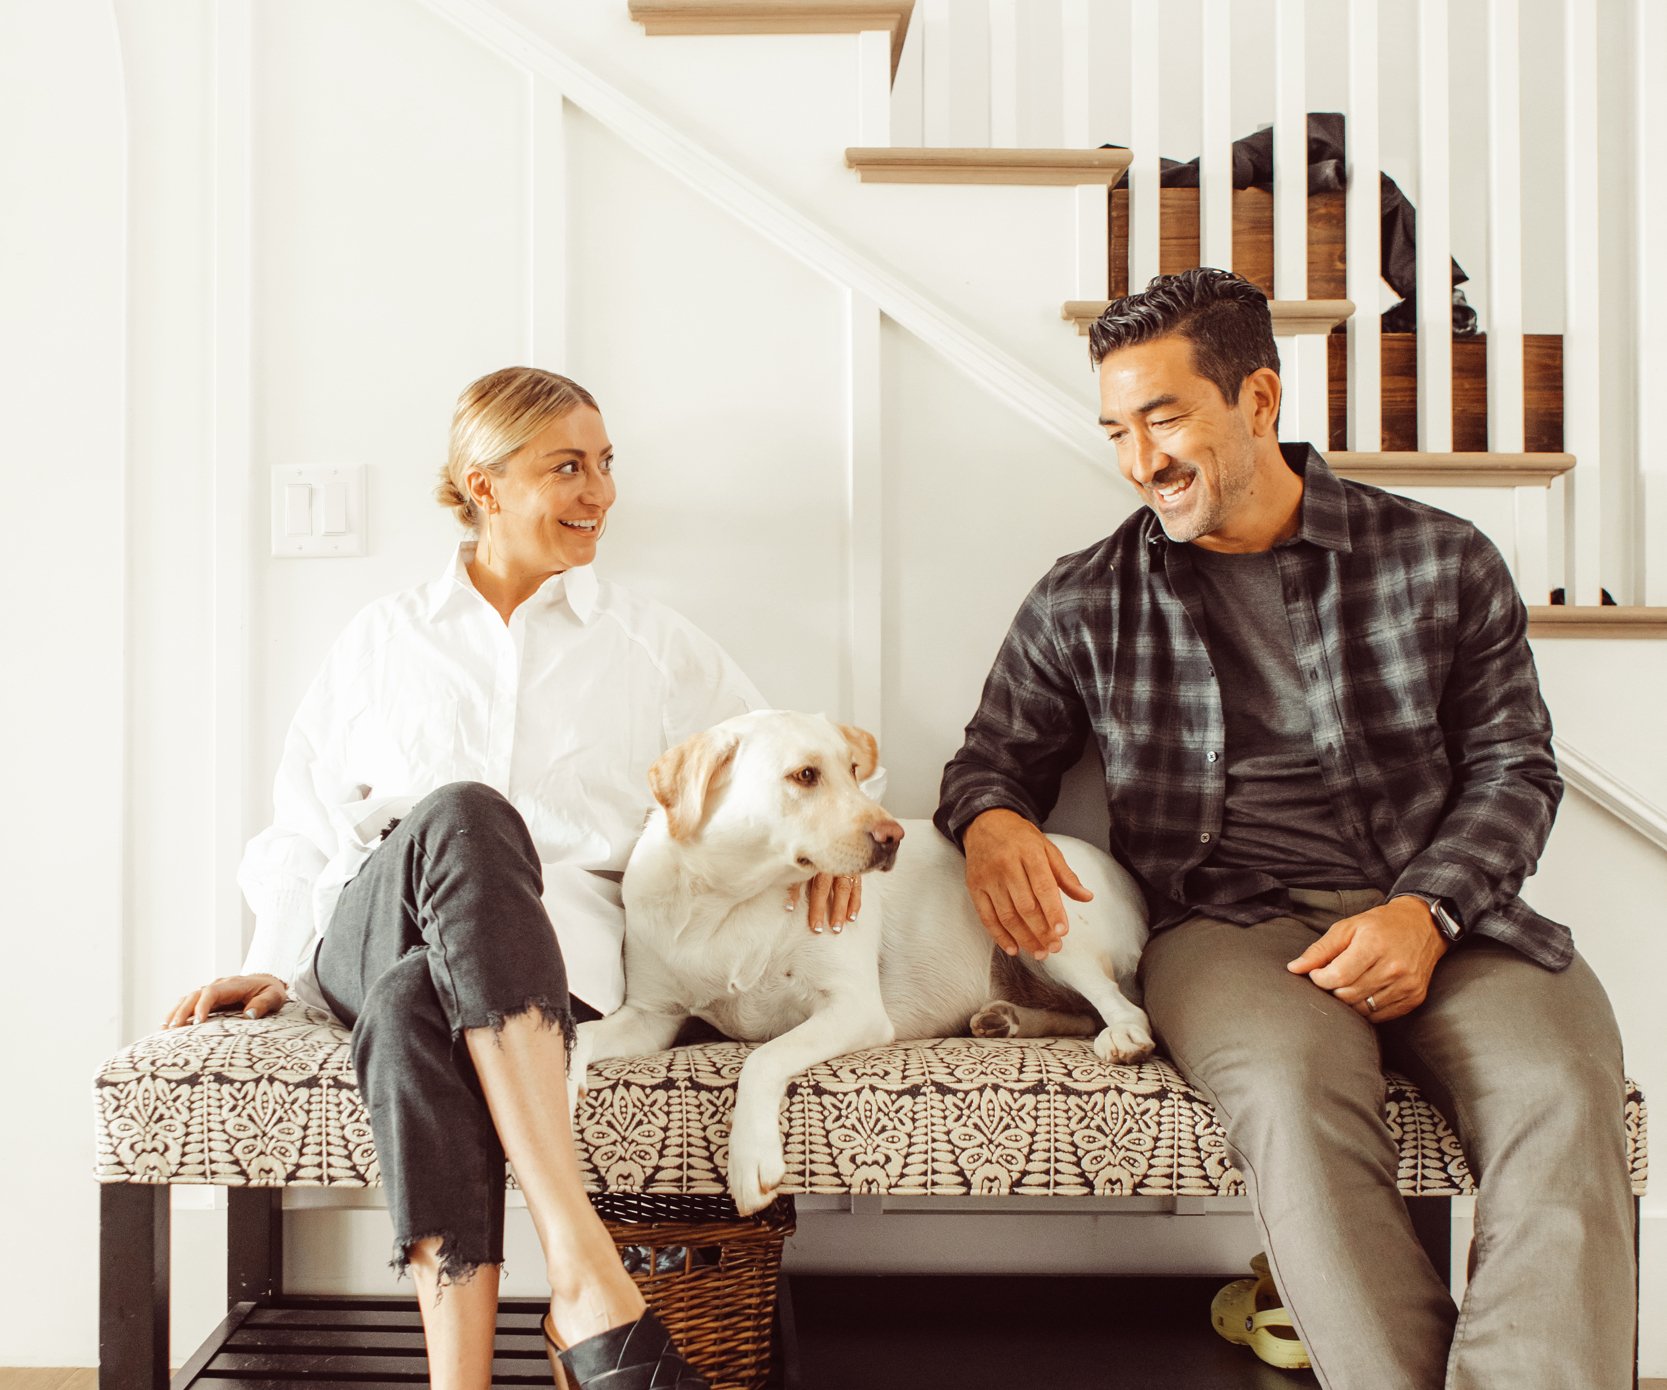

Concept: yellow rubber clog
[[1209, 1251, 1312, 1371]]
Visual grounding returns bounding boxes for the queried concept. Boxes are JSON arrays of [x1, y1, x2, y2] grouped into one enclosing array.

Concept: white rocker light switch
[[271, 465, 367, 557]]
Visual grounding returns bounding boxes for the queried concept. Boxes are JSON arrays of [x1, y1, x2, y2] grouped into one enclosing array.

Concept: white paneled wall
[[1, 0, 128, 1367], [4, 0, 1663, 1370]]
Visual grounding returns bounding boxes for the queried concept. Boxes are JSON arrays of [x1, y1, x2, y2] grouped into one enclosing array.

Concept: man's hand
[[787, 873, 863, 934], [1286, 896, 1450, 1023], [164, 973, 288, 1029], [962, 808, 1093, 960]]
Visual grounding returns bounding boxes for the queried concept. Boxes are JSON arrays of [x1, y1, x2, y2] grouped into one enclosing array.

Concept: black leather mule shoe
[[543, 1308, 711, 1390]]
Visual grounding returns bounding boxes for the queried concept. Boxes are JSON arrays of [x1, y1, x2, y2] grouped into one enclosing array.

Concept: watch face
[[1433, 902, 1463, 939]]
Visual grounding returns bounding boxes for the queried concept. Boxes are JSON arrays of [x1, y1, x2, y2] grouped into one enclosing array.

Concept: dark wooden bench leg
[[227, 1186, 285, 1306], [1405, 1196, 1452, 1286], [100, 1183, 169, 1390]]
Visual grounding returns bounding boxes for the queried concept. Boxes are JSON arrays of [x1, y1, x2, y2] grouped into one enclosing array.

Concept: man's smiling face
[[1097, 333, 1267, 547]]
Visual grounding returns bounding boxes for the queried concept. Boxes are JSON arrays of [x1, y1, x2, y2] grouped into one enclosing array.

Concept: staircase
[[608, 0, 1666, 639]]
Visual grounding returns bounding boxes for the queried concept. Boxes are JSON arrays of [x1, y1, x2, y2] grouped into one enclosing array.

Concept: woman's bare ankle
[[546, 1267, 646, 1350]]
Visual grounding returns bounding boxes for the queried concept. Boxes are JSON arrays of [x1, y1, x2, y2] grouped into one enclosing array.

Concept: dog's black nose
[[866, 818, 904, 872]]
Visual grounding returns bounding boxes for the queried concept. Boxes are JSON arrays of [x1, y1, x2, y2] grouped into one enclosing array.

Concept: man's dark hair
[[1087, 267, 1280, 406]]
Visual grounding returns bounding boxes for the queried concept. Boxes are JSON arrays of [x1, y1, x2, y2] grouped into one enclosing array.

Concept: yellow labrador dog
[[573, 710, 1153, 1215]]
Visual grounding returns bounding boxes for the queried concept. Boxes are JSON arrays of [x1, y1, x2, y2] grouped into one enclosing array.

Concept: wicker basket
[[591, 1192, 796, 1390]]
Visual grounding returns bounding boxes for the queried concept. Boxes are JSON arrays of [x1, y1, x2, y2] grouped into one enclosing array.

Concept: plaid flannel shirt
[[935, 445, 1571, 969]]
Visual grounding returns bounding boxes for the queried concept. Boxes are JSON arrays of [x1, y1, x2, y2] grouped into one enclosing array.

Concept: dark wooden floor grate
[[180, 1296, 556, 1387]]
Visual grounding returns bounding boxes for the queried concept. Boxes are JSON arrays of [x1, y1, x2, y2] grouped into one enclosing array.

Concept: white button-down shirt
[[237, 543, 763, 1015]]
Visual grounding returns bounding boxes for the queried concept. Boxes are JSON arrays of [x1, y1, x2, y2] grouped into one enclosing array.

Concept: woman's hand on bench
[[164, 974, 288, 1029]]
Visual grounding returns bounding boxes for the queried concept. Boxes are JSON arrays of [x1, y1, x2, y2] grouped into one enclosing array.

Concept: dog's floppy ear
[[649, 727, 741, 841], [835, 723, 880, 783]]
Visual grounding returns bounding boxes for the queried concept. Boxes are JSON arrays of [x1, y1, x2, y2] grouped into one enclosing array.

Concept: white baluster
[[1415, 0, 1453, 453], [1562, 0, 1603, 603], [857, 28, 891, 146], [1060, 0, 1090, 147], [1345, 0, 1382, 450], [1061, 0, 1103, 297], [922, 0, 952, 147], [892, 1, 925, 147], [1127, 1, 1161, 291], [529, 77, 567, 369], [1275, 0, 1325, 446], [988, 0, 1019, 148], [1485, 0, 1524, 456], [1641, 0, 1667, 604], [1274, 0, 1308, 298], [1200, 0, 1233, 273], [1485, 0, 1542, 599]]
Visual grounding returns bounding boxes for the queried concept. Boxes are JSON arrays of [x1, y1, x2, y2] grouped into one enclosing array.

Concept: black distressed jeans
[[313, 781, 599, 1284]]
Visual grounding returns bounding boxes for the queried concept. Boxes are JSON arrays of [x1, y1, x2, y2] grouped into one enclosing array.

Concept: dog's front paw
[[970, 1001, 1021, 1038], [1094, 1013, 1156, 1065], [727, 1123, 787, 1216]]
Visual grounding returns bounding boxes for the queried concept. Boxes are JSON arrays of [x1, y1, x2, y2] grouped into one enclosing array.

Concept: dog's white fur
[[573, 710, 1154, 1214]]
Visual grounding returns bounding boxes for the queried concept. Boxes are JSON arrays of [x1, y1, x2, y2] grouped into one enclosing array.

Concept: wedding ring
[[1365, 994, 1379, 1013]]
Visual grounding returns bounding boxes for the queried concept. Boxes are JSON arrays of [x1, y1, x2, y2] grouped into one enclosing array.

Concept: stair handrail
[[1554, 738, 1667, 855], [414, 0, 1109, 469]]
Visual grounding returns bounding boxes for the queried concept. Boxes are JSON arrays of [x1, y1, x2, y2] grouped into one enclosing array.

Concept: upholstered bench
[[95, 1001, 1649, 1388]]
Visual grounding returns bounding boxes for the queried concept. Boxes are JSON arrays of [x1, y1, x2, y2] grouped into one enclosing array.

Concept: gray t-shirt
[[1187, 545, 1370, 888]]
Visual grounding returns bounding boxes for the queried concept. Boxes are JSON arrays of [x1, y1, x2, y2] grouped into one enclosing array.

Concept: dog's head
[[647, 710, 904, 878]]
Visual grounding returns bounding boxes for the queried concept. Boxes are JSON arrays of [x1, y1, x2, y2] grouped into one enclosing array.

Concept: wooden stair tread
[[848, 147, 1133, 185], [1327, 451, 1575, 487], [1064, 298, 1353, 336], [631, 1, 915, 78], [1527, 607, 1667, 638]]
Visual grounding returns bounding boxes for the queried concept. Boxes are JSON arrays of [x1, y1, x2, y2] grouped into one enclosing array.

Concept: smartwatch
[[1404, 893, 1465, 943]]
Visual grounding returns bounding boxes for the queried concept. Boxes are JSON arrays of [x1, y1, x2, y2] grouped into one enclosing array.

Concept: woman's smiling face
[[473, 406, 616, 573]]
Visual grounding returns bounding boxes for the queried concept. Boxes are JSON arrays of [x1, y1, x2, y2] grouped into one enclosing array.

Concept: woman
[[166, 367, 861, 1390]]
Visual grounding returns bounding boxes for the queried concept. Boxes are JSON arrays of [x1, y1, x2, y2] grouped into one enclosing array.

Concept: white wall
[[2, 0, 1661, 1372], [0, 0, 128, 1366]]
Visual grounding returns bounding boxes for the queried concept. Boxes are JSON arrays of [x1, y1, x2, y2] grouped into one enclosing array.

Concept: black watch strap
[[1410, 893, 1465, 942]]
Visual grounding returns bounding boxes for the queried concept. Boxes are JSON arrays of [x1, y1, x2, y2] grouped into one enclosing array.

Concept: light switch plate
[[271, 465, 367, 557]]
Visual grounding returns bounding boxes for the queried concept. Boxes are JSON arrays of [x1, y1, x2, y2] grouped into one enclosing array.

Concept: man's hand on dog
[[165, 973, 288, 1028], [1286, 896, 1450, 1023], [786, 873, 863, 934], [962, 808, 1093, 960]]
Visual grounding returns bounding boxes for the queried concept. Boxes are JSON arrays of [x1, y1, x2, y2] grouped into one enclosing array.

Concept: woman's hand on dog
[[963, 808, 1093, 960], [785, 873, 863, 933], [164, 973, 288, 1029]]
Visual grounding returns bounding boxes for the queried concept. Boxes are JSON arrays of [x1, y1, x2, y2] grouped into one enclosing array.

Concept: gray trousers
[[1139, 887, 1635, 1390]]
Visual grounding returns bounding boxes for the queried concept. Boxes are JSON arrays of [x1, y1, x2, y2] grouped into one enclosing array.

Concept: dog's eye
[[792, 766, 819, 787]]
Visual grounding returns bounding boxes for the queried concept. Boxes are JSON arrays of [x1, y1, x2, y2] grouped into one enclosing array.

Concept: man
[[934, 267, 1634, 1389]]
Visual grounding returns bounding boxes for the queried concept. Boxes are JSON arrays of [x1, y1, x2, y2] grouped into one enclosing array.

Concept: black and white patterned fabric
[[94, 1003, 1649, 1199]]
